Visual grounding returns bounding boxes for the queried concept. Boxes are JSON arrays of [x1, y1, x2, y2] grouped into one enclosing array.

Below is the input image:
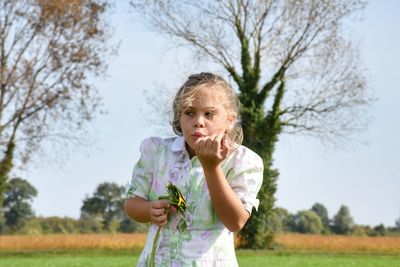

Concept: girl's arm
[[203, 166, 250, 232], [194, 134, 250, 232], [124, 197, 171, 227]]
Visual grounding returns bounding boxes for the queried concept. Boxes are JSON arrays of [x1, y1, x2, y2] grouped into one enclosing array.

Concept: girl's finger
[[150, 208, 164, 217], [221, 135, 230, 158], [194, 137, 204, 150], [170, 205, 178, 214], [204, 136, 212, 150], [214, 134, 223, 153], [153, 214, 167, 225], [151, 200, 170, 209]]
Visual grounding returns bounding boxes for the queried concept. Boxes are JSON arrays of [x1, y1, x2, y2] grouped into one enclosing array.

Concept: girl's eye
[[184, 111, 194, 116], [205, 112, 214, 118]]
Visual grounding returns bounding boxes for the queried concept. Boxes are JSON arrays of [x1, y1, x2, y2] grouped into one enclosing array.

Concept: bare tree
[[0, 0, 115, 203], [129, 0, 373, 248]]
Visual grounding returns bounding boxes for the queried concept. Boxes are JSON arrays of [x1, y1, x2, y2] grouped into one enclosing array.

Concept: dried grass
[[0, 233, 146, 251], [1, 233, 399, 254], [276, 233, 400, 253]]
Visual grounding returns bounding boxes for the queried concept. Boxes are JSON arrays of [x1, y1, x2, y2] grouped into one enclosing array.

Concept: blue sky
[[17, 0, 400, 227]]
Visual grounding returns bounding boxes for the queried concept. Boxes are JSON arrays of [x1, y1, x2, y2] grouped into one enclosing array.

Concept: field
[[1, 233, 400, 267]]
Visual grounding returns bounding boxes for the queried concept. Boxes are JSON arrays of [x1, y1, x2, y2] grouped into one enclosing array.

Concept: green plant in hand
[[151, 183, 187, 267], [159, 183, 187, 215]]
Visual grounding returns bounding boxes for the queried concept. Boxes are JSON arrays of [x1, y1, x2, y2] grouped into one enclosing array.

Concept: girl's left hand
[[194, 133, 230, 169]]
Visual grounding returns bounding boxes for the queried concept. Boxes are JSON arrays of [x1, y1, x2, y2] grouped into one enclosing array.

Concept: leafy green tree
[[0, 0, 115, 206], [119, 216, 149, 233], [78, 212, 104, 233], [311, 202, 331, 233], [369, 224, 386, 236], [38, 216, 79, 234], [129, 0, 372, 248], [20, 216, 79, 234], [351, 224, 371, 236], [3, 177, 37, 232], [395, 217, 400, 232], [265, 209, 283, 234], [80, 182, 125, 232], [265, 207, 292, 233], [386, 217, 400, 235], [276, 207, 293, 232], [17, 216, 43, 235], [332, 205, 354, 235], [291, 210, 323, 234]]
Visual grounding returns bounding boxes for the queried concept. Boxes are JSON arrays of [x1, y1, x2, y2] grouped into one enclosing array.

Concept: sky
[[15, 0, 400, 227]]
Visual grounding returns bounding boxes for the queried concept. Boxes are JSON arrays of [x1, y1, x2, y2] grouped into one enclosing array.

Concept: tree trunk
[[237, 77, 285, 249], [238, 108, 280, 248]]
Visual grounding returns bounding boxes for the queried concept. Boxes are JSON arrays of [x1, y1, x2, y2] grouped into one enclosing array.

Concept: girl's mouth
[[192, 132, 205, 138]]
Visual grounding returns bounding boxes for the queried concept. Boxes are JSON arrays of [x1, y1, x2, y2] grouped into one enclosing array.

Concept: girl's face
[[179, 86, 235, 157]]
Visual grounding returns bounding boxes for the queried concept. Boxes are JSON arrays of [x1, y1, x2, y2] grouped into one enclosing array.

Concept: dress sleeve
[[125, 137, 159, 200], [227, 148, 264, 214]]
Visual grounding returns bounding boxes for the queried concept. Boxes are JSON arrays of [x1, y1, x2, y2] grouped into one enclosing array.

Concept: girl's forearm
[[203, 166, 250, 232], [124, 196, 151, 223]]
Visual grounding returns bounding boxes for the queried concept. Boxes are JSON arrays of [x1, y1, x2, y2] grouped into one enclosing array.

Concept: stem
[[151, 226, 162, 267]]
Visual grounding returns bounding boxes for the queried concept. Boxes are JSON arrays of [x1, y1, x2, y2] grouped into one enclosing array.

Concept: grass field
[[1, 233, 400, 267], [1, 250, 399, 267]]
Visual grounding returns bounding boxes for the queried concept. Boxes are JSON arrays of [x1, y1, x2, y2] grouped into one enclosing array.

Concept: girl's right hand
[[194, 133, 230, 169], [149, 200, 170, 227]]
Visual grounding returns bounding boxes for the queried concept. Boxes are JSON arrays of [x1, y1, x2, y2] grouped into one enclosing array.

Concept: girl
[[124, 72, 263, 266]]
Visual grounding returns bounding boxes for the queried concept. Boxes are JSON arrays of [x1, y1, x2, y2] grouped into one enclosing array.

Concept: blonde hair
[[171, 72, 243, 149]]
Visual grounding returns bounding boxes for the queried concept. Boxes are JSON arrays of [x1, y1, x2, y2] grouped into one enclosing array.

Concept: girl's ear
[[226, 114, 236, 133]]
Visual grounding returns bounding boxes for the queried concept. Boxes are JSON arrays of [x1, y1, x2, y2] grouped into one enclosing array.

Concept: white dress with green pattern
[[126, 136, 263, 267]]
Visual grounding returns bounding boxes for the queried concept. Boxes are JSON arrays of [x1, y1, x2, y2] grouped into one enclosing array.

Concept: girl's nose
[[194, 116, 205, 128]]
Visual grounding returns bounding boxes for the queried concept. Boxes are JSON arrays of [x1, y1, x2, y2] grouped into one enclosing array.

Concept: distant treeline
[[1, 178, 400, 236], [266, 204, 400, 237]]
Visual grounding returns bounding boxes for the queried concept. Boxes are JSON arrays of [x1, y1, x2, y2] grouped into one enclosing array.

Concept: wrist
[[198, 157, 222, 170], [145, 201, 152, 222], [202, 164, 223, 177]]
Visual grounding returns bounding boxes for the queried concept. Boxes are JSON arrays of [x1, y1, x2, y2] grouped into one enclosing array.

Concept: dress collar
[[171, 136, 186, 152]]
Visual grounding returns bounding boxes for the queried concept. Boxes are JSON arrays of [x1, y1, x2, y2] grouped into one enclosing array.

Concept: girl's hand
[[194, 133, 230, 169], [149, 200, 170, 227]]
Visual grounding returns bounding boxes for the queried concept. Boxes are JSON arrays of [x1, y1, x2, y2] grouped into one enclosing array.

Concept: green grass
[[0, 250, 399, 267], [237, 252, 400, 267]]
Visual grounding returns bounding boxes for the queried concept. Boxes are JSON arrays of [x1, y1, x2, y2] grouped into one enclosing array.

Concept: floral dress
[[126, 136, 263, 267]]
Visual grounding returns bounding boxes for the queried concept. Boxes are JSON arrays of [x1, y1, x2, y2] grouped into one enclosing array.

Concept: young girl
[[124, 72, 263, 266]]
